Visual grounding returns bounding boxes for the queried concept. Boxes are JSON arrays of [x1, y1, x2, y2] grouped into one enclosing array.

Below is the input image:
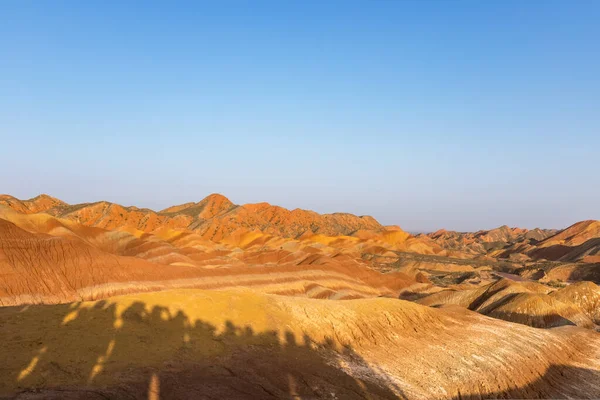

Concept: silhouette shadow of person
[[1, 296, 403, 399]]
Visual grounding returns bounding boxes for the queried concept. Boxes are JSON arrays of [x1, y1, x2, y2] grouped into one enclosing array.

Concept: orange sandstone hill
[[527, 220, 600, 262], [424, 221, 600, 266], [2, 194, 599, 268], [0, 216, 420, 306], [0, 194, 66, 214], [0, 202, 422, 306], [0, 194, 384, 240], [1, 194, 600, 399], [426, 225, 557, 257]]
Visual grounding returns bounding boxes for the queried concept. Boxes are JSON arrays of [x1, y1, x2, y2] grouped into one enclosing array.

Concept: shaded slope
[[529, 237, 600, 262], [540, 220, 600, 247], [1, 289, 600, 399], [502, 220, 600, 262], [426, 226, 557, 257], [416, 278, 597, 329]]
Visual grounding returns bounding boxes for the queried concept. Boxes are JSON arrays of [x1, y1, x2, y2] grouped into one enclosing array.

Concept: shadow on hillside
[[485, 309, 577, 328], [566, 262, 600, 284], [529, 238, 600, 264], [474, 292, 579, 328], [0, 300, 405, 400], [3, 300, 600, 399]]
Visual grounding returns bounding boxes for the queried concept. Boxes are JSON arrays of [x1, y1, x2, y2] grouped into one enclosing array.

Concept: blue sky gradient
[[1, 1, 598, 231]]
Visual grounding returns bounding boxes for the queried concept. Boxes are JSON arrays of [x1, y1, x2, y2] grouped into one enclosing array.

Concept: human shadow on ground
[[0, 299, 405, 399], [4, 298, 600, 399]]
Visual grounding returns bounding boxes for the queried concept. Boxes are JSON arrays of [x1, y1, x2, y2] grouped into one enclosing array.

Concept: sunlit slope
[[0, 193, 386, 239], [1, 289, 599, 399], [0, 194, 66, 214], [3, 194, 600, 264], [0, 194, 484, 262], [0, 217, 416, 306]]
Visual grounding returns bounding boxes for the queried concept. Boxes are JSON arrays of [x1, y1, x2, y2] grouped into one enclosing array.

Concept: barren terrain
[[1, 194, 599, 399]]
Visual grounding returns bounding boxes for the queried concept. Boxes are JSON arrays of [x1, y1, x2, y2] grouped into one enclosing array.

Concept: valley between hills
[[1, 193, 599, 399]]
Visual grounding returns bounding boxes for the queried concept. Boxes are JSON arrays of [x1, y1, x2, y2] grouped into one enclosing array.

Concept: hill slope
[[0, 194, 385, 240], [0, 214, 417, 306], [1, 289, 599, 399]]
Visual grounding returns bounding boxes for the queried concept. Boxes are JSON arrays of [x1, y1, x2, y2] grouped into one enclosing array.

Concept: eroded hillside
[[1, 194, 599, 399], [1, 289, 600, 399]]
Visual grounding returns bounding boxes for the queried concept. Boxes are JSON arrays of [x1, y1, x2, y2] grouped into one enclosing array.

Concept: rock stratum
[[0, 194, 599, 399]]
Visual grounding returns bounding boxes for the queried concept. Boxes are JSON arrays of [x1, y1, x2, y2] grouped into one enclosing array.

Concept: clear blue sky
[[1, 1, 598, 231]]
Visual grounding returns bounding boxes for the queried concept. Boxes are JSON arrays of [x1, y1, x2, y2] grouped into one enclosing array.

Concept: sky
[[1, 1, 598, 232]]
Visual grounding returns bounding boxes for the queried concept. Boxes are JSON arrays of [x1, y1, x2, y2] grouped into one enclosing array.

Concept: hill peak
[[201, 193, 232, 204], [30, 193, 64, 202]]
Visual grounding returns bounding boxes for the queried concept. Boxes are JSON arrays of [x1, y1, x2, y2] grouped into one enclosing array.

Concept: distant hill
[[0, 193, 384, 240]]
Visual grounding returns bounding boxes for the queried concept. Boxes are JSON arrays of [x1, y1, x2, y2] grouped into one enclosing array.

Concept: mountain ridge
[[2, 194, 599, 264], [0, 193, 384, 240]]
